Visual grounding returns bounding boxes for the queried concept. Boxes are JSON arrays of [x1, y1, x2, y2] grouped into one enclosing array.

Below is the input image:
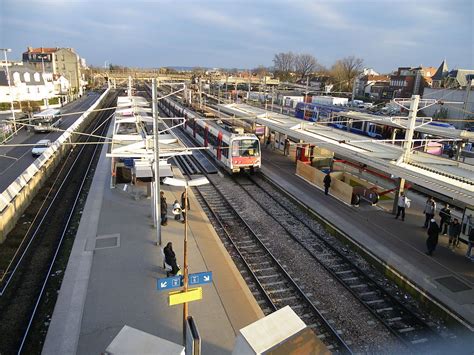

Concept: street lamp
[[1, 48, 17, 134], [163, 176, 209, 345]]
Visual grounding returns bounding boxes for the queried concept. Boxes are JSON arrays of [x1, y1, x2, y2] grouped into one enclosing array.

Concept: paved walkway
[[42, 128, 263, 354], [261, 147, 474, 331]]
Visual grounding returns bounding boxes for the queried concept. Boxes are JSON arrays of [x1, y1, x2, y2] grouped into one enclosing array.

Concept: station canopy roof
[[218, 103, 474, 205], [107, 96, 192, 160]]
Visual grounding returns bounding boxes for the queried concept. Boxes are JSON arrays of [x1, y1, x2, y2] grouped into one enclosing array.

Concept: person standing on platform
[[323, 172, 331, 196], [439, 204, 451, 235], [266, 135, 271, 149], [448, 218, 461, 249], [181, 190, 190, 223], [173, 200, 181, 221], [160, 191, 168, 226], [284, 138, 290, 156], [423, 197, 436, 228], [466, 229, 474, 261], [395, 192, 410, 221], [163, 242, 180, 276], [426, 219, 440, 256]]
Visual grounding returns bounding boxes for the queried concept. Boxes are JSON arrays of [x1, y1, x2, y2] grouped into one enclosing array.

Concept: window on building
[[24, 72, 31, 82], [13, 72, 20, 82], [63, 64, 66, 70], [27, 88, 30, 94], [34, 73, 41, 82], [37, 87, 40, 93]]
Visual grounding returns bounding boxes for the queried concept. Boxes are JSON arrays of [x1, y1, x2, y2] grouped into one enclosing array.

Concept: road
[[0, 92, 102, 193]]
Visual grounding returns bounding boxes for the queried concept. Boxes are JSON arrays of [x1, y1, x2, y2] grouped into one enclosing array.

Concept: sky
[[1, 0, 473, 73]]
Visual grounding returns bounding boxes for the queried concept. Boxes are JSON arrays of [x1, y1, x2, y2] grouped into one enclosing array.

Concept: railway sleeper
[[266, 288, 292, 294], [398, 327, 416, 333]]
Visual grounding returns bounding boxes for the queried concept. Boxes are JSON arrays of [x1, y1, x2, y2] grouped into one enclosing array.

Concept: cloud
[[295, 0, 355, 30], [81, 19, 133, 32], [4, 18, 81, 37], [185, 6, 273, 38]]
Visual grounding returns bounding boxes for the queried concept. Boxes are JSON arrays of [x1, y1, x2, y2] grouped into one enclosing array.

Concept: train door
[[184, 113, 187, 129], [217, 131, 223, 160], [204, 126, 209, 146], [367, 123, 376, 138]]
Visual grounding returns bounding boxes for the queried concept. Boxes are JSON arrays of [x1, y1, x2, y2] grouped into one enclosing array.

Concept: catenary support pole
[[392, 95, 420, 214], [152, 78, 162, 245], [183, 186, 189, 345]]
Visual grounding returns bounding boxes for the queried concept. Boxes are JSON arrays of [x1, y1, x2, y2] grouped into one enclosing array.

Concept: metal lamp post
[[163, 176, 209, 345], [1, 48, 17, 134]]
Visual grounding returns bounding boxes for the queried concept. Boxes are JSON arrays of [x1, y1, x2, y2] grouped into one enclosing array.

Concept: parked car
[[31, 139, 52, 157]]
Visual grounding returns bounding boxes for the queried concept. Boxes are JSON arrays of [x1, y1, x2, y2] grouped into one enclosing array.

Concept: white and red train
[[159, 96, 261, 174]]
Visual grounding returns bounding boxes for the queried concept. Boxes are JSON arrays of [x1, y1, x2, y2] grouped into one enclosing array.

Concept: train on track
[[295, 102, 456, 155], [159, 96, 261, 174]]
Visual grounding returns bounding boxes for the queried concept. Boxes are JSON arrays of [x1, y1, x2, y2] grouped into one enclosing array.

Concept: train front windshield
[[232, 139, 260, 157]]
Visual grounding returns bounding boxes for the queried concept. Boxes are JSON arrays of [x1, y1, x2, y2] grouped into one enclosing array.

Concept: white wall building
[[0, 64, 70, 105], [312, 96, 348, 106], [422, 85, 474, 129]]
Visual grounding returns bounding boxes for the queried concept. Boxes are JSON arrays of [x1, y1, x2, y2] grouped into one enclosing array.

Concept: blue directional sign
[[188, 271, 213, 286], [157, 275, 182, 291]]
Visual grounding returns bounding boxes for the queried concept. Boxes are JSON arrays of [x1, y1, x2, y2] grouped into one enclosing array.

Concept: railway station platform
[[260, 146, 474, 331], [42, 127, 263, 354]]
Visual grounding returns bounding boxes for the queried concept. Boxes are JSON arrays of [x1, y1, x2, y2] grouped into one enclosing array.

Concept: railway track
[[0, 91, 117, 354], [233, 174, 453, 351], [192, 173, 352, 353]]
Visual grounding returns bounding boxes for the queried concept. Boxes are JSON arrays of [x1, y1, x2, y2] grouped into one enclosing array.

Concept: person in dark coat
[[448, 218, 461, 249], [181, 191, 190, 223], [439, 203, 451, 235], [160, 191, 168, 226], [163, 242, 180, 276], [323, 172, 331, 195], [426, 219, 440, 256]]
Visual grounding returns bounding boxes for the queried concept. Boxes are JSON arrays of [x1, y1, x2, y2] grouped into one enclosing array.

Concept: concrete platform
[[42, 129, 263, 354], [261, 146, 474, 331]]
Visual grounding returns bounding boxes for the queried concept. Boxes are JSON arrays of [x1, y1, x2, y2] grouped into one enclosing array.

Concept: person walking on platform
[[395, 192, 410, 221], [266, 135, 271, 149], [181, 191, 190, 223], [423, 197, 436, 228], [160, 191, 168, 226], [466, 229, 474, 261], [439, 204, 451, 235], [426, 219, 440, 256], [448, 218, 461, 249], [163, 242, 180, 276], [323, 172, 331, 196]]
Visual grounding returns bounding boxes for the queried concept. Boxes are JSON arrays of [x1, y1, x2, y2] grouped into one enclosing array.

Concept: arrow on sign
[[204, 276, 210, 282], [157, 276, 183, 291]]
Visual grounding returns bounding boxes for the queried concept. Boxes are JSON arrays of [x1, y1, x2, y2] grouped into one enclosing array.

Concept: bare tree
[[294, 53, 319, 80], [252, 65, 268, 78], [273, 52, 296, 81], [329, 56, 364, 91]]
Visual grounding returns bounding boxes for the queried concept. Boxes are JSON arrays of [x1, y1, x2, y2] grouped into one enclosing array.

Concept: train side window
[[208, 132, 217, 147], [352, 121, 363, 130], [222, 141, 229, 158]]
